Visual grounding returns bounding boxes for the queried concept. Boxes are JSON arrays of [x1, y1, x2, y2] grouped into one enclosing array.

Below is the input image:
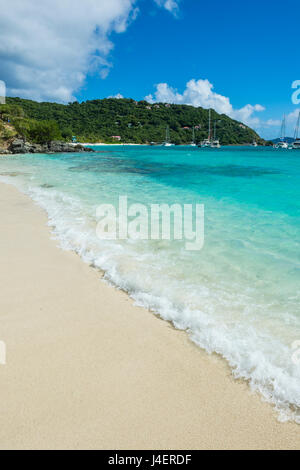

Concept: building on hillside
[[111, 135, 121, 141]]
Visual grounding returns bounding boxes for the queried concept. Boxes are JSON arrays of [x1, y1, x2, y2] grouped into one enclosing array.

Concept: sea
[[1, 145, 300, 422]]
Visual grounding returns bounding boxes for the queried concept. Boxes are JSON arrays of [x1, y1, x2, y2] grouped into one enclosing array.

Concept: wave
[[1, 173, 300, 424]]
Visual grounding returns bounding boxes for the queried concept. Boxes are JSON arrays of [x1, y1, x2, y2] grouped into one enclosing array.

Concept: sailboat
[[190, 126, 196, 146], [210, 120, 221, 148], [274, 115, 289, 149], [163, 125, 174, 147], [292, 111, 300, 149], [199, 109, 212, 147]]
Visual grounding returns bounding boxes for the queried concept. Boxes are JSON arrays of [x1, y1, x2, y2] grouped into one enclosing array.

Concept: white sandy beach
[[0, 181, 299, 450], [79, 143, 147, 146]]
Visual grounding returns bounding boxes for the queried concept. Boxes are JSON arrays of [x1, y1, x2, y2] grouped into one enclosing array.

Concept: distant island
[[0, 97, 267, 148]]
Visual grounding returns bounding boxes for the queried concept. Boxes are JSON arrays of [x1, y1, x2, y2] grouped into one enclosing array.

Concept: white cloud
[[145, 79, 265, 127], [0, 0, 181, 103], [286, 108, 300, 122], [265, 119, 281, 126], [108, 93, 124, 99], [286, 109, 300, 137], [154, 0, 180, 15], [0, 0, 139, 102]]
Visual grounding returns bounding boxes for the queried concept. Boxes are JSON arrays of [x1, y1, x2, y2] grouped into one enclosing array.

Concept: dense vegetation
[[4, 97, 264, 145], [0, 103, 62, 146]]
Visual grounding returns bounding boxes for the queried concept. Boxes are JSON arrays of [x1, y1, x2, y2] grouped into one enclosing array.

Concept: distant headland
[[0, 97, 268, 151]]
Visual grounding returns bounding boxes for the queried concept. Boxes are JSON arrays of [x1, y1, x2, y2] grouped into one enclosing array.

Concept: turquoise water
[[1, 145, 300, 422]]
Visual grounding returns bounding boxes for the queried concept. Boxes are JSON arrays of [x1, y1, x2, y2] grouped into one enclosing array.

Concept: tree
[[6, 97, 264, 145], [61, 126, 73, 140], [28, 120, 62, 144]]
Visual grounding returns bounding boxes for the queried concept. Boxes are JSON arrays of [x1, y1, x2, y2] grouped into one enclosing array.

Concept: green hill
[[6, 96, 265, 145]]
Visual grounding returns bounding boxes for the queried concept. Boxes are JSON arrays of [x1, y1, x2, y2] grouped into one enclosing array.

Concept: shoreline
[[0, 181, 299, 449], [79, 143, 148, 146]]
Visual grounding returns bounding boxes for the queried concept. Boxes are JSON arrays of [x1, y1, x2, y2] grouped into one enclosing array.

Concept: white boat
[[211, 140, 221, 148], [198, 109, 212, 148], [163, 125, 174, 147], [199, 138, 211, 148], [252, 141, 258, 147], [292, 112, 300, 149], [275, 141, 289, 149], [190, 127, 196, 146], [274, 115, 289, 149], [292, 140, 300, 149], [210, 120, 221, 148], [198, 111, 221, 148]]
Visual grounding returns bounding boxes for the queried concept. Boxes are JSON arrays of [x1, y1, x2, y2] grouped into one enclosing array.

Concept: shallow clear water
[[1, 145, 300, 422]]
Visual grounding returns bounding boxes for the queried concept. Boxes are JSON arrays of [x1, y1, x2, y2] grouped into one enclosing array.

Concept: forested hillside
[[6, 97, 264, 145]]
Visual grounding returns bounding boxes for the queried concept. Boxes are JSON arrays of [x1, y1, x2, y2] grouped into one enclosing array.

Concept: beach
[[0, 181, 299, 450]]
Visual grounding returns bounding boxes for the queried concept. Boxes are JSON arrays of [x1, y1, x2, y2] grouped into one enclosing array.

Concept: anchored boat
[[198, 110, 221, 148], [210, 120, 221, 148], [190, 126, 196, 146], [274, 115, 289, 149], [292, 111, 300, 149], [163, 125, 174, 147]]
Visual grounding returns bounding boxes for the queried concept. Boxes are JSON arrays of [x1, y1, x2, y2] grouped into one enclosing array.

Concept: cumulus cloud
[[0, 0, 140, 102], [108, 93, 124, 99], [286, 108, 300, 122], [0, 0, 182, 103], [265, 119, 281, 127], [154, 0, 180, 15], [286, 109, 300, 137], [145, 79, 266, 127]]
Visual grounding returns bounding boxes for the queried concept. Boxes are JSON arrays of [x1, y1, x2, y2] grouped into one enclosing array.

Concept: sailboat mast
[[166, 125, 169, 143], [281, 115, 286, 141], [208, 109, 211, 141], [295, 112, 300, 140]]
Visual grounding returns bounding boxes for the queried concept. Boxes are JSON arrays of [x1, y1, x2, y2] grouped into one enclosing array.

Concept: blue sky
[[0, 0, 299, 138]]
